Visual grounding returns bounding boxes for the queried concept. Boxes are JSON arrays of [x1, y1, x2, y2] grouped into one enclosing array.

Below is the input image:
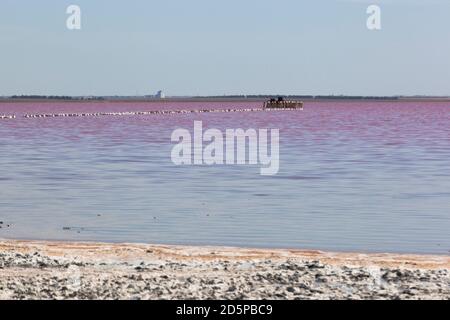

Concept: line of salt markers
[[0, 108, 300, 120]]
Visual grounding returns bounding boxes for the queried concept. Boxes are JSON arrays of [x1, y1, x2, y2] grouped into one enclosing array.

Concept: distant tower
[[155, 90, 165, 99]]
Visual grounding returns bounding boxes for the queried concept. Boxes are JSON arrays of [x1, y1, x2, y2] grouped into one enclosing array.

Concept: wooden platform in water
[[263, 100, 304, 110]]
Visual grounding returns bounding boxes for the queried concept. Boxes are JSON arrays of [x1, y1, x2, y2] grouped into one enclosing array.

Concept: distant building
[[155, 90, 165, 99]]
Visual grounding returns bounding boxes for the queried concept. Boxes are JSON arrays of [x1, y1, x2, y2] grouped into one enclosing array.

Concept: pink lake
[[0, 100, 449, 254]]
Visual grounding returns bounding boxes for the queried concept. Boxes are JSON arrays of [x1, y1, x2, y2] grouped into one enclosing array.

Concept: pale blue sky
[[1, 0, 449, 96]]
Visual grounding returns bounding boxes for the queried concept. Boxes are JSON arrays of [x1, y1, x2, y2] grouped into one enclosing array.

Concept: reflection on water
[[0, 101, 449, 254]]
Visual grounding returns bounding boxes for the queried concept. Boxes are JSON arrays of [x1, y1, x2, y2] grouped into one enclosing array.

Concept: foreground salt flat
[[0, 240, 449, 300]]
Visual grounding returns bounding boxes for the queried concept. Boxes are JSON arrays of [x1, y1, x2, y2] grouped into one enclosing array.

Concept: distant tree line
[[10, 95, 105, 101], [312, 95, 398, 100], [195, 95, 399, 100]]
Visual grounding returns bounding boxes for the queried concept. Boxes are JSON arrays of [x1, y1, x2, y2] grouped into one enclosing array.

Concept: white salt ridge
[[0, 108, 300, 120], [0, 115, 16, 119]]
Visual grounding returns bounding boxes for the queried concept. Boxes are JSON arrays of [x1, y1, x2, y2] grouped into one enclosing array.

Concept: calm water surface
[[0, 101, 449, 254]]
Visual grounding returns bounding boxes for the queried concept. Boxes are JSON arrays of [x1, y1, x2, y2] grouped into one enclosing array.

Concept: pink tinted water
[[0, 101, 449, 254]]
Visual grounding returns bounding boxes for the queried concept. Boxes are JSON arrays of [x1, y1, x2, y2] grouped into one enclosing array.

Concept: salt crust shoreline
[[0, 240, 449, 300]]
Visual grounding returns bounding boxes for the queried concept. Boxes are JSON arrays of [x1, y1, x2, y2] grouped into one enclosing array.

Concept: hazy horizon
[[2, 93, 450, 99], [1, 1, 450, 97]]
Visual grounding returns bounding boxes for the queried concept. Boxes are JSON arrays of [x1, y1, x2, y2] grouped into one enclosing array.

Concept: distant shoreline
[[1, 97, 450, 103]]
